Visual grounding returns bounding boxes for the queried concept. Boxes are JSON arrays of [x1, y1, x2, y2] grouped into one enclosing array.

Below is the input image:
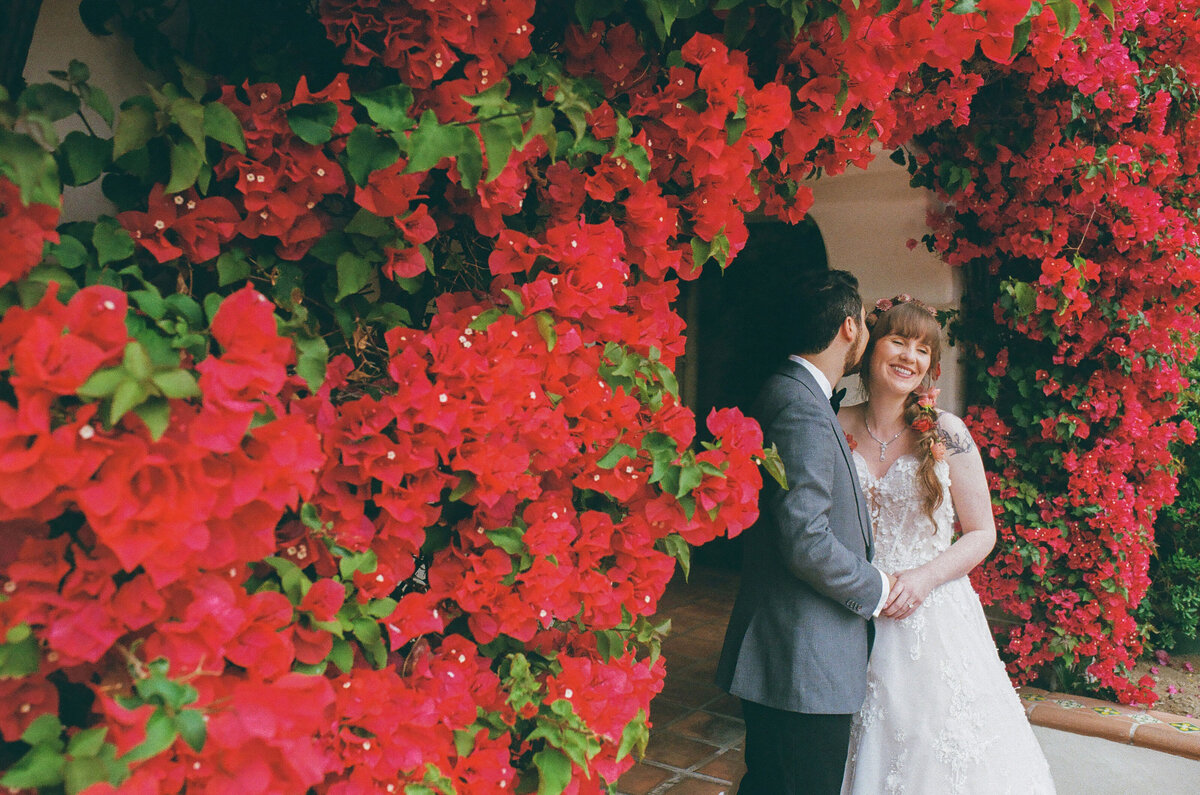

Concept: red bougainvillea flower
[[0, 177, 59, 288]]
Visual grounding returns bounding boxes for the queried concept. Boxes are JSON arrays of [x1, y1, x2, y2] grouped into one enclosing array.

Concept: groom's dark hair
[[791, 269, 863, 355]]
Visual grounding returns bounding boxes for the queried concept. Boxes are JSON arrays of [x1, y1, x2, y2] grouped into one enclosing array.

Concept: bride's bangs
[[877, 302, 940, 350]]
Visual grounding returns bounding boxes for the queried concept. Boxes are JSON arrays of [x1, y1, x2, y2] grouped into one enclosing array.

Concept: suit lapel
[[778, 361, 873, 552]]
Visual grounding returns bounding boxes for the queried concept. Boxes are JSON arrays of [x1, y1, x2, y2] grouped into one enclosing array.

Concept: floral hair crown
[[865, 293, 938, 328]]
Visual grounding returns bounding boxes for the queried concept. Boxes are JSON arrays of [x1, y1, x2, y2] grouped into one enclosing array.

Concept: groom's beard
[[842, 324, 865, 377]]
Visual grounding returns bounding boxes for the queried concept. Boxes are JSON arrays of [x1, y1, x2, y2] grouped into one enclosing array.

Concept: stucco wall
[[810, 150, 965, 413], [23, 0, 153, 222]]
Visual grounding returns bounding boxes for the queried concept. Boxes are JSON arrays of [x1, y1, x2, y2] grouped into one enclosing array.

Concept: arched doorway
[[681, 217, 829, 568]]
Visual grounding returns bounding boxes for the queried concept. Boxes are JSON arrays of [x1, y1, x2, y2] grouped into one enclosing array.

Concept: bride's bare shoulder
[[934, 410, 976, 456]]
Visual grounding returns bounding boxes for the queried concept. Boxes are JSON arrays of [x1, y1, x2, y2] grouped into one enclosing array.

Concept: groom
[[715, 269, 892, 794]]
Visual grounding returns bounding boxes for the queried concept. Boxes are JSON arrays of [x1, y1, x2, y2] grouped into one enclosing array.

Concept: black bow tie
[[830, 387, 846, 414]]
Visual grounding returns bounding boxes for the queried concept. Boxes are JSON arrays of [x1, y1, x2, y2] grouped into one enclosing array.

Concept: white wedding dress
[[841, 452, 1056, 795]]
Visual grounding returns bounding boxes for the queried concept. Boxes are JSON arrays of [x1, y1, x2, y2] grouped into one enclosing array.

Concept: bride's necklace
[[864, 419, 905, 462]]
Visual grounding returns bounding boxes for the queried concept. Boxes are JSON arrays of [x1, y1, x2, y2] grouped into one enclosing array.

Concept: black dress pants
[[738, 699, 853, 795]]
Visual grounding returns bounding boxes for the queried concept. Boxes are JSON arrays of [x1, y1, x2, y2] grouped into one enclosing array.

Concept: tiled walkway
[[617, 564, 1200, 794], [617, 566, 745, 794]]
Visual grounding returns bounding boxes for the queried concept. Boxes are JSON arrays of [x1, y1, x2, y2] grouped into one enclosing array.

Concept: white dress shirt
[[789, 355, 891, 617]]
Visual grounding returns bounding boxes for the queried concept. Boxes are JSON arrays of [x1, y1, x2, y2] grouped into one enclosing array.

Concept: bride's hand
[[882, 569, 934, 620]]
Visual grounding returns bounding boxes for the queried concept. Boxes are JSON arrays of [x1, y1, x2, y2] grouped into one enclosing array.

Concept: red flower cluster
[[0, 176, 59, 287], [210, 77, 354, 260], [320, 0, 536, 121], [929, 0, 1200, 703], [5, 0, 1159, 790]]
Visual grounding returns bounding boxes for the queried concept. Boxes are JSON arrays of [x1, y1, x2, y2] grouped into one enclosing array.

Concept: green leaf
[[535, 311, 557, 351], [1091, 0, 1114, 22], [676, 462, 703, 497], [21, 82, 81, 121], [346, 124, 401, 186], [78, 367, 126, 399], [169, 97, 206, 153], [165, 137, 203, 193], [403, 110, 461, 174], [64, 756, 115, 795], [67, 727, 109, 759], [469, 308, 502, 331], [761, 443, 788, 489], [0, 128, 62, 205], [120, 709, 177, 762], [163, 293, 204, 328], [574, 0, 624, 28], [335, 252, 373, 301], [501, 288, 525, 315], [355, 84, 415, 132], [58, 131, 112, 186], [0, 626, 40, 676], [112, 103, 158, 160], [130, 287, 165, 319], [48, 233, 89, 269], [216, 249, 252, 286], [175, 709, 206, 752], [150, 370, 200, 399], [294, 333, 329, 392], [23, 713, 65, 748], [449, 471, 476, 502], [109, 379, 149, 425], [533, 747, 572, 795], [1, 744, 66, 789], [81, 84, 116, 127], [328, 637, 354, 673], [66, 59, 91, 84], [1009, 20, 1032, 56], [486, 526, 526, 554], [93, 216, 135, 266], [203, 101, 246, 153], [287, 102, 339, 145], [690, 236, 712, 268], [123, 341, 152, 381], [597, 442, 637, 469], [480, 114, 523, 182], [266, 555, 310, 602], [616, 709, 649, 761], [456, 127, 483, 191], [659, 533, 691, 579]]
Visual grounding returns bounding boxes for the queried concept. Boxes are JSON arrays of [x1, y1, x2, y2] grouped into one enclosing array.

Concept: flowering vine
[[912, 0, 1200, 704], [0, 0, 1174, 792]]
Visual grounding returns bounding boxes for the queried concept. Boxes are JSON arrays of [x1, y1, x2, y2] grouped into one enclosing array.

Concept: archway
[[681, 217, 830, 568]]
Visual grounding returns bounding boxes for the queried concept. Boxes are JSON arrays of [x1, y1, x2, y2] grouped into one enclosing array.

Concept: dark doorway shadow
[[682, 217, 829, 569]]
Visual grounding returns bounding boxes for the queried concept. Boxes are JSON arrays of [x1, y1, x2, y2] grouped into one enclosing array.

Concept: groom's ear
[[840, 314, 858, 341]]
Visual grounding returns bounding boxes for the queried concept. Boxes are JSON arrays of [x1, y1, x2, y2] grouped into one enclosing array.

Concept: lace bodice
[[853, 452, 955, 573]]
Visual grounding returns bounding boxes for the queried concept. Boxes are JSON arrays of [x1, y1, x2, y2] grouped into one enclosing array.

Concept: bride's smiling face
[[869, 333, 931, 395]]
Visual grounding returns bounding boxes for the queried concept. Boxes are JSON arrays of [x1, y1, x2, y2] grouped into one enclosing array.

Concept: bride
[[837, 296, 1056, 794]]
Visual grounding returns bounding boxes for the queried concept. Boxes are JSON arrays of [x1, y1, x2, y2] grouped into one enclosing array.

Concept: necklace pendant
[[878, 444, 887, 462]]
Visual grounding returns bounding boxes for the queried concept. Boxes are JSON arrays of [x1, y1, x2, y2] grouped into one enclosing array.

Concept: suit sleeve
[[764, 396, 884, 619]]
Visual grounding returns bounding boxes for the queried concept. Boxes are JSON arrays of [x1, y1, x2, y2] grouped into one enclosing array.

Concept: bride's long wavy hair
[[859, 301, 944, 524]]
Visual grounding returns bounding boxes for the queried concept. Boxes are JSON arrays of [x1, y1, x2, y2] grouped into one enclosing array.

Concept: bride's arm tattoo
[[938, 426, 976, 456]]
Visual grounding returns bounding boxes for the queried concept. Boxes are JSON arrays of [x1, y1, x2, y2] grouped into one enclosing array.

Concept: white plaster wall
[[809, 148, 965, 413], [23, 0, 155, 221]]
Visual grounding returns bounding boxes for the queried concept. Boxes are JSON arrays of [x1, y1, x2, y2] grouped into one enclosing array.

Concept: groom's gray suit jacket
[[716, 359, 882, 714]]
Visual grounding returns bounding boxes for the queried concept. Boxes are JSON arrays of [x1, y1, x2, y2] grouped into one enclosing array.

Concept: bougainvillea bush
[[0, 0, 1182, 791], [910, 0, 1200, 704]]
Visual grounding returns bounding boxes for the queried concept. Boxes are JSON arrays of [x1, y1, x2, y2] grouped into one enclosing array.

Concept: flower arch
[[0, 0, 1196, 791]]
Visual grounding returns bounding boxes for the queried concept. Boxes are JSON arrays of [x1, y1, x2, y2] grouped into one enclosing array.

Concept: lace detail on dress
[[855, 452, 954, 573], [843, 451, 1056, 795]]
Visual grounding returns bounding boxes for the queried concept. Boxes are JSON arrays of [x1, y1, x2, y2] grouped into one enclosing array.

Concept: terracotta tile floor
[[616, 564, 1200, 794], [618, 566, 746, 795]]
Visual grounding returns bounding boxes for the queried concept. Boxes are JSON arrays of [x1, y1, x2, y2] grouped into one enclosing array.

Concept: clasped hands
[[882, 569, 934, 620]]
